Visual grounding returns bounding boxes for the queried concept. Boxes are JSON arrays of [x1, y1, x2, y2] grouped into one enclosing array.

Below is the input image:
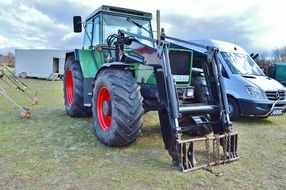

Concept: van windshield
[[221, 52, 264, 76], [102, 14, 153, 46]]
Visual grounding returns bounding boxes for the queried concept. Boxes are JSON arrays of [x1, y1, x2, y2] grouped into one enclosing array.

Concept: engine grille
[[266, 90, 286, 100], [169, 50, 192, 76]]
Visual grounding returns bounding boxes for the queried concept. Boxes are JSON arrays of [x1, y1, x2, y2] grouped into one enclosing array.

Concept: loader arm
[[114, 30, 238, 171]]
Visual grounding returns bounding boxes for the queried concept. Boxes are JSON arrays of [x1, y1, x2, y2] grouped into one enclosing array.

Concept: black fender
[[86, 62, 135, 107], [95, 62, 134, 79], [65, 49, 80, 62]]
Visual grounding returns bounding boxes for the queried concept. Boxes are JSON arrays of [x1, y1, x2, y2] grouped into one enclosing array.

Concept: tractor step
[[177, 132, 239, 172]]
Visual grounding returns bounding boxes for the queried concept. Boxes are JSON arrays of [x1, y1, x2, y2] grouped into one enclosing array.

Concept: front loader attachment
[[114, 30, 239, 172], [178, 132, 238, 172], [152, 38, 239, 172]]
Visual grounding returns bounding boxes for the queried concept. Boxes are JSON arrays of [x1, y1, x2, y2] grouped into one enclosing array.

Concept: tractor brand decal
[[173, 75, 189, 82]]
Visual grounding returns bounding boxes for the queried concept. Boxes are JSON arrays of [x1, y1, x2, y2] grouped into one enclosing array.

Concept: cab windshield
[[102, 14, 153, 46], [221, 52, 264, 76]]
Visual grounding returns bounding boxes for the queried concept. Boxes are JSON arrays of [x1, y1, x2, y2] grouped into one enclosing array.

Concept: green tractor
[[63, 5, 238, 172]]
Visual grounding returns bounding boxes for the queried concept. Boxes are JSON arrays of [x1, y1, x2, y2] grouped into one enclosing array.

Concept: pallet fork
[[115, 29, 239, 172]]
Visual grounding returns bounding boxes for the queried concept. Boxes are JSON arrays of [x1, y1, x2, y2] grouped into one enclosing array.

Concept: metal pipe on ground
[[0, 87, 31, 118], [0, 65, 39, 105]]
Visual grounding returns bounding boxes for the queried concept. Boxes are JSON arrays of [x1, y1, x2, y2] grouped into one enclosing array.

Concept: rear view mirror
[[73, 16, 82, 33]]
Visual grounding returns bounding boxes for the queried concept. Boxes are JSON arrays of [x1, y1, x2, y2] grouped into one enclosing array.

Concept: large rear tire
[[63, 57, 91, 117], [92, 69, 144, 146]]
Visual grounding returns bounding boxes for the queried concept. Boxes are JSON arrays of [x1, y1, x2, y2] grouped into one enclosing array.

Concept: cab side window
[[83, 19, 93, 49], [93, 17, 100, 45]]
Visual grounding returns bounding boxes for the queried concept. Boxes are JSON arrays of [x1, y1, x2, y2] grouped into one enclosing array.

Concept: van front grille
[[266, 90, 285, 100]]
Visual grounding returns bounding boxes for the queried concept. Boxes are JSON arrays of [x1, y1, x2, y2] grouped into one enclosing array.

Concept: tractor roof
[[86, 5, 152, 21]]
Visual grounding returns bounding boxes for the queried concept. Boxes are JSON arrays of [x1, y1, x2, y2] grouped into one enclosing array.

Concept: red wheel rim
[[97, 86, 112, 131], [66, 69, 74, 106]]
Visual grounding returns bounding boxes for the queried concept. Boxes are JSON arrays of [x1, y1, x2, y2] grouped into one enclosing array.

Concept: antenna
[[234, 36, 237, 51]]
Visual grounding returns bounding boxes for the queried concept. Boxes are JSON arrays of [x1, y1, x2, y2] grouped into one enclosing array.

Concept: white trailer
[[15, 49, 66, 79]]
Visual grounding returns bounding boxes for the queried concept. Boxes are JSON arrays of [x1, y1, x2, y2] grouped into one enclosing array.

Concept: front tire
[[92, 69, 144, 146], [63, 58, 91, 117], [228, 97, 240, 121], [193, 76, 210, 103]]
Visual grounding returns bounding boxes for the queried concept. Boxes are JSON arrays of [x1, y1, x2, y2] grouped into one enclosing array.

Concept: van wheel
[[228, 97, 240, 121]]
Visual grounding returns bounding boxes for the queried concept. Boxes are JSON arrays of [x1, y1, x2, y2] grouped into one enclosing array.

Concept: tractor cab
[[75, 5, 154, 50]]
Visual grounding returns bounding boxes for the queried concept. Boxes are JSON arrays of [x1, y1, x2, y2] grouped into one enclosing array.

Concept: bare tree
[[273, 46, 286, 62], [0, 54, 3, 66], [255, 53, 271, 75], [0, 52, 15, 67], [6, 52, 15, 66]]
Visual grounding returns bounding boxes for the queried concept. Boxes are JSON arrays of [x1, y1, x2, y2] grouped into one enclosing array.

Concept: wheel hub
[[66, 69, 74, 106], [229, 104, 234, 117], [103, 100, 111, 116], [97, 86, 112, 131]]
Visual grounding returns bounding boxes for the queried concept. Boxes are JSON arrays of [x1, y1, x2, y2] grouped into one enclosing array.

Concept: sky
[[0, 0, 285, 56]]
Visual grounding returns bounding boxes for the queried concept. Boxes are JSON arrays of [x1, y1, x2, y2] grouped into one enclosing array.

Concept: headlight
[[245, 86, 264, 99], [186, 88, 194, 98]]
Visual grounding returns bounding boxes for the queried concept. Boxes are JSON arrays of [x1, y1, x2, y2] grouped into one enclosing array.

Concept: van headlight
[[245, 86, 264, 99]]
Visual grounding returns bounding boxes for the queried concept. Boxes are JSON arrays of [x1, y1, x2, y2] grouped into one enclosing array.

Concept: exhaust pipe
[[156, 10, 160, 41]]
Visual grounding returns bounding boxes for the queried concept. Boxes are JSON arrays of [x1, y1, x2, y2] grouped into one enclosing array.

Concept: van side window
[[222, 65, 229, 78]]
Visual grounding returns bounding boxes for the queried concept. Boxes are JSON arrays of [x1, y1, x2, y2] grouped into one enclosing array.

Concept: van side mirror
[[73, 16, 82, 33]]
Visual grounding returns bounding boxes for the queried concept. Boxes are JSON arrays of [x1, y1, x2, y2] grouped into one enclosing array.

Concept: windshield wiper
[[242, 74, 256, 78], [126, 18, 151, 34]]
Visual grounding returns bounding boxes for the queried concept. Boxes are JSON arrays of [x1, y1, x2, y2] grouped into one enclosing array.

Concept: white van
[[179, 39, 286, 120]]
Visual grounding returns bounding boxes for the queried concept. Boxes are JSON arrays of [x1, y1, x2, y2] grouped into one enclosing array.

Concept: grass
[[0, 79, 286, 189]]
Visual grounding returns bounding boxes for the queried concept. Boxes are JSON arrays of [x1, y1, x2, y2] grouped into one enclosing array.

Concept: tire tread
[[92, 69, 143, 146], [63, 57, 91, 117]]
